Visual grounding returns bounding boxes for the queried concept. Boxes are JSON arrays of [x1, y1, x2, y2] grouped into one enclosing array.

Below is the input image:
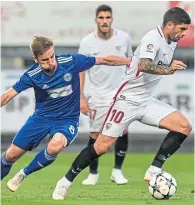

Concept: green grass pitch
[[1, 153, 194, 205]]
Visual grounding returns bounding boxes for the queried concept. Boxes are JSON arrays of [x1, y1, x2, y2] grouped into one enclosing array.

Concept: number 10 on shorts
[[109, 109, 124, 123]]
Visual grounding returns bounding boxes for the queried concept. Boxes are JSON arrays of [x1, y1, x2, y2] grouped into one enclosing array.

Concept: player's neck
[[161, 26, 172, 44], [97, 29, 113, 40], [42, 65, 57, 76]]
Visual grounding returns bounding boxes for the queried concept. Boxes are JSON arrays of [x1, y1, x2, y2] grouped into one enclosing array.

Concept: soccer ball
[[148, 171, 177, 200]]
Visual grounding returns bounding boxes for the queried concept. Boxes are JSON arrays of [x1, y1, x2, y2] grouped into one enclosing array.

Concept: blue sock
[[1, 152, 14, 180], [23, 149, 57, 176]]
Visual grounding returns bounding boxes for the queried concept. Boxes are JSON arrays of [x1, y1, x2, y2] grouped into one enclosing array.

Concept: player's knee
[[5, 149, 20, 162], [91, 132, 99, 140], [173, 118, 193, 136], [48, 135, 66, 154], [95, 142, 110, 154], [47, 142, 64, 154], [179, 121, 192, 136], [5, 144, 25, 162]]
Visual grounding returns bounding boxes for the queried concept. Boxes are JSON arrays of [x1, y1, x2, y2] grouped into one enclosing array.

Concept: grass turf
[[1, 153, 194, 205]]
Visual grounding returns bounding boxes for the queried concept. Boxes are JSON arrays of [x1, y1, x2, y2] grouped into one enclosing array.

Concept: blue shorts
[[12, 113, 79, 151]]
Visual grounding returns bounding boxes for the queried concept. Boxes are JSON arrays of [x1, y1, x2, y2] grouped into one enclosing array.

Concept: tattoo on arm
[[138, 58, 170, 75]]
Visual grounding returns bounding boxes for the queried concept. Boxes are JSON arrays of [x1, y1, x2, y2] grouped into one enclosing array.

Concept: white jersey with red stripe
[[79, 29, 133, 105], [118, 25, 177, 104]]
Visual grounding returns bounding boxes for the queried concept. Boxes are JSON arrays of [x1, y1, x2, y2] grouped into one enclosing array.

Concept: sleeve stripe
[[28, 66, 41, 75], [29, 69, 42, 77]]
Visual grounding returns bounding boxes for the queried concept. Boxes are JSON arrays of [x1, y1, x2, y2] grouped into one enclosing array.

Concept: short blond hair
[[30, 36, 54, 58]]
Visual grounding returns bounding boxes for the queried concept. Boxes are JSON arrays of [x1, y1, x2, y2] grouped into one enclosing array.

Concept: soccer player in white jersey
[[52, 7, 192, 200], [79, 5, 133, 185]]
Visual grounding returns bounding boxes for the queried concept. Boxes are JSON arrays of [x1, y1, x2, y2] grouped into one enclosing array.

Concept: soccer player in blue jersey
[[0, 36, 131, 192]]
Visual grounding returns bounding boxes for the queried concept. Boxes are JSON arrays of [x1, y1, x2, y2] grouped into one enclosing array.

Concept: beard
[[169, 33, 181, 43], [171, 37, 180, 42]]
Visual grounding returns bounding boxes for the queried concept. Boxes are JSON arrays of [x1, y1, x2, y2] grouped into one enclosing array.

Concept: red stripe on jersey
[[100, 80, 129, 134], [113, 80, 129, 100], [99, 100, 116, 134], [136, 67, 141, 77], [94, 32, 97, 38], [157, 27, 163, 38]]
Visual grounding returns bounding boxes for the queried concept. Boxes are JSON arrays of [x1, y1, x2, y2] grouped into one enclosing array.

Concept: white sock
[[148, 165, 161, 173], [20, 169, 27, 177], [89, 173, 99, 176], [60, 177, 72, 188], [112, 168, 122, 172]]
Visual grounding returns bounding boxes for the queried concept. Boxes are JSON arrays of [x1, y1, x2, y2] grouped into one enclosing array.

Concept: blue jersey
[[13, 54, 95, 119]]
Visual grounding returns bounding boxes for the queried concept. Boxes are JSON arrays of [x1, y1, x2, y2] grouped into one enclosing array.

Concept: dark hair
[[95, 4, 112, 17], [163, 7, 191, 26], [30, 36, 54, 58]]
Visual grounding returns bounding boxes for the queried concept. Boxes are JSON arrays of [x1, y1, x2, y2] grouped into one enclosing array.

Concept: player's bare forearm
[[138, 58, 187, 75], [1, 93, 11, 107], [0, 88, 18, 107], [96, 56, 131, 66], [79, 72, 85, 97], [138, 58, 171, 75]]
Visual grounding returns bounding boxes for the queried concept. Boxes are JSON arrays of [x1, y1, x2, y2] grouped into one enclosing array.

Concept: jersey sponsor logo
[[47, 85, 73, 98], [146, 44, 154, 53], [157, 61, 169, 66], [64, 73, 72, 82]]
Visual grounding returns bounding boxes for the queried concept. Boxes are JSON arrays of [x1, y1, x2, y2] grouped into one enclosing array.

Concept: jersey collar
[[94, 29, 116, 40], [157, 25, 165, 39], [157, 25, 177, 48]]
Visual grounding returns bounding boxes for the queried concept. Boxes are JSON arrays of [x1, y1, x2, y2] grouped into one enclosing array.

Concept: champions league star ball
[[148, 172, 177, 200]]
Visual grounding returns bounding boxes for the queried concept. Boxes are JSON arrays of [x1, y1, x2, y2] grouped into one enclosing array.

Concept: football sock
[[152, 131, 187, 168], [23, 149, 57, 175], [1, 152, 14, 180], [148, 165, 162, 173], [87, 136, 98, 174], [114, 133, 128, 169], [65, 145, 100, 182]]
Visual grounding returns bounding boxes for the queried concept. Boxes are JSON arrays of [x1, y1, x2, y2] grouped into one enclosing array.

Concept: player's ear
[[111, 17, 113, 24], [167, 21, 174, 29]]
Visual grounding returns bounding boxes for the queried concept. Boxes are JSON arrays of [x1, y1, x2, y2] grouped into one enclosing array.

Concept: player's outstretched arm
[[79, 72, 90, 114], [79, 71, 86, 97], [138, 58, 187, 75], [0, 88, 18, 107], [95, 56, 131, 66]]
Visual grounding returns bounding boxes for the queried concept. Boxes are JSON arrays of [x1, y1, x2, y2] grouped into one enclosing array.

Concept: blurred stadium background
[[1, 1, 194, 153]]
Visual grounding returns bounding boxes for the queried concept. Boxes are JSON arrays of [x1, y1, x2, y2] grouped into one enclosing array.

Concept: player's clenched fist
[[168, 60, 187, 74], [80, 95, 90, 115]]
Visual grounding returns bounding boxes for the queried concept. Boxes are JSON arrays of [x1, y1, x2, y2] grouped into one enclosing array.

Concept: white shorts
[[100, 98, 177, 137], [89, 102, 111, 133]]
